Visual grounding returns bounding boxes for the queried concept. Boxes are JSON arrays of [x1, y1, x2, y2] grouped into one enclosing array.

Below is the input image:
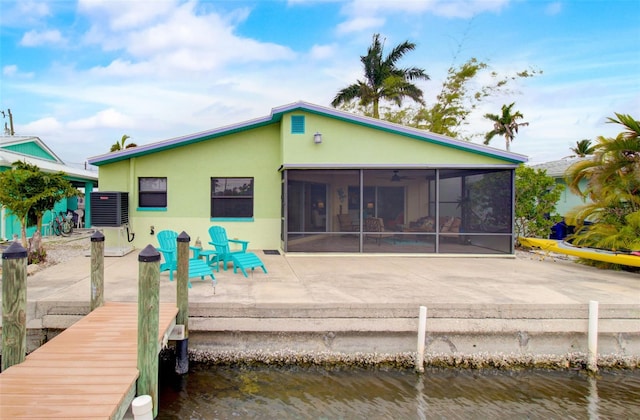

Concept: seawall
[[23, 302, 640, 368]]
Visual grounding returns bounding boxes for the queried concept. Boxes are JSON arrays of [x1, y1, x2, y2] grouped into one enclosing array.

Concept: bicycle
[[52, 211, 74, 236]]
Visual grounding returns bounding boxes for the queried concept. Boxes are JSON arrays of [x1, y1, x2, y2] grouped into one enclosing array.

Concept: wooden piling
[[175, 231, 190, 375], [90, 231, 105, 311], [136, 245, 161, 418], [1, 241, 28, 372]]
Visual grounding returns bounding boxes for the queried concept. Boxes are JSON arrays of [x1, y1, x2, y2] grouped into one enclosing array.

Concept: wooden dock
[[0, 301, 178, 419]]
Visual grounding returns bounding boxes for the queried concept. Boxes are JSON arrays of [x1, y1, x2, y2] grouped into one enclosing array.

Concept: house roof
[[87, 101, 529, 166], [0, 135, 63, 163], [0, 136, 98, 183], [531, 157, 588, 178]]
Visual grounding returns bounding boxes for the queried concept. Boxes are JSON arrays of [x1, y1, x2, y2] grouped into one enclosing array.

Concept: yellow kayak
[[519, 237, 640, 268]]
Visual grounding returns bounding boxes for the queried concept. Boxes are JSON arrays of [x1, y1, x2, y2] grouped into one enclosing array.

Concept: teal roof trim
[[88, 101, 527, 166]]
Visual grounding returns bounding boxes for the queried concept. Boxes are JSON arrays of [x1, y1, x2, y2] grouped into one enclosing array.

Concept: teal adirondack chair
[[156, 230, 216, 289], [208, 226, 249, 271]]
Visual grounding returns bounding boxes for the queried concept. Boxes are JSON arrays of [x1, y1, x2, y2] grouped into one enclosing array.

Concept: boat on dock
[[519, 237, 640, 268]]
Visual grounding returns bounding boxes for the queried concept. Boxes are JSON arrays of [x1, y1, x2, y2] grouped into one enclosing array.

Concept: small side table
[[195, 249, 219, 272]]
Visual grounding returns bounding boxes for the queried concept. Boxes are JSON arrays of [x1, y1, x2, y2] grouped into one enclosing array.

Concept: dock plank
[[0, 301, 178, 419]]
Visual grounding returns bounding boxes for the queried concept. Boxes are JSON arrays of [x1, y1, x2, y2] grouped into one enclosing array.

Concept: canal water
[[158, 365, 640, 419]]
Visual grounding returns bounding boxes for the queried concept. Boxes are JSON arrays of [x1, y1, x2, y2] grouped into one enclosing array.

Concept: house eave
[[280, 163, 521, 170], [0, 149, 98, 183]]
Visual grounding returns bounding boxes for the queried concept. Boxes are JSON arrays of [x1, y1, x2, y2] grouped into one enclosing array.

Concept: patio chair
[[337, 214, 357, 232], [42, 209, 56, 236], [156, 230, 216, 289], [74, 209, 84, 228], [208, 225, 249, 271], [364, 217, 394, 245]]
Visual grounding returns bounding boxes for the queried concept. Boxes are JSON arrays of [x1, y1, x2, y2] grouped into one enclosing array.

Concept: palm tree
[[569, 139, 596, 157], [331, 33, 429, 119], [483, 103, 529, 151], [565, 113, 640, 253], [110, 134, 137, 152]]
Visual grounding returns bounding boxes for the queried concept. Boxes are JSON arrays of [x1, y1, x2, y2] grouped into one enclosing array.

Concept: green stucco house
[[87, 102, 527, 255], [0, 135, 98, 241]]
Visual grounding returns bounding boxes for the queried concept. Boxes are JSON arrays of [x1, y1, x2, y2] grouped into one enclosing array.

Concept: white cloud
[[336, 16, 385, 34], [2, 64, 35, 79], [16, 0, 51, 19], [340, 0, 509, 23], [79, 1, 295, 77], [309, 44, 336, 60], [19, 117, 63, 134], [78, 0, 178, 31], [0, 0, 51, 27], [545, 2, 563, 16], [20, 29, 65, 47], [428, 0, 509, 18], [67, 109, 135, 130], [88, 59, 154, 78], [3, 65, 18, 77]]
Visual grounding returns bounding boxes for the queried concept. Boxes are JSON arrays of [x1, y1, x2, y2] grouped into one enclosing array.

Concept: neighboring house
[[87, 101, 527, 255], [0, 136, 98, 241], [531, 158, 589, 218]]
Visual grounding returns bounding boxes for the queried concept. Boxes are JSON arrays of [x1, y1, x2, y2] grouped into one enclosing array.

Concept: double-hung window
[[211, 177, 254, 218], [139, 177, 167, 208]]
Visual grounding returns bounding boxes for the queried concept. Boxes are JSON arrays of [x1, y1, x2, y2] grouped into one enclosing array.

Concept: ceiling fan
[[390, 170, 413, 182]]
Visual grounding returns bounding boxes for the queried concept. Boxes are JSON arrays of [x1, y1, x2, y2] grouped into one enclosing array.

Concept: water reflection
[[159, 365, 640, 419], [588, 376, 599, 420]]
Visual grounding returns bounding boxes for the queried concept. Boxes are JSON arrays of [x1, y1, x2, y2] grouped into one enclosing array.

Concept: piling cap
[[177, 231, 190, 242], [131, 395, 153, 415], [91, 231, 105, 242], [138, 244, 161, 262], [2, 241, 28, 259]]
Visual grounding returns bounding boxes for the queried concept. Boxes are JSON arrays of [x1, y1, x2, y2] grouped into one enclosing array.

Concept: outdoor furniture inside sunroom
[[208, 225, 249, 271], [156, 230, 216, 289], [337, 213, 357, 232], [364, 217, 394, 245]]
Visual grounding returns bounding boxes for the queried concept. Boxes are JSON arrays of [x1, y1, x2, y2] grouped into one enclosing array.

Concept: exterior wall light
[[313, 132, 322, 144]]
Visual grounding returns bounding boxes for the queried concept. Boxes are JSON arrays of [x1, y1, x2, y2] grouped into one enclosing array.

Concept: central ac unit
[[90, 192, 129, 227]]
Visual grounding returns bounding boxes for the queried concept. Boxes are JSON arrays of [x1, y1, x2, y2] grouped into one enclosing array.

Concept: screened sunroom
[[284, 167, 514, 254]]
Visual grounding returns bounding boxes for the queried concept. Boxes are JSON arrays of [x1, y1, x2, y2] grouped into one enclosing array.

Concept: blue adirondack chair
[[156, 230, 216, 289], [208, 225, 249, 271]]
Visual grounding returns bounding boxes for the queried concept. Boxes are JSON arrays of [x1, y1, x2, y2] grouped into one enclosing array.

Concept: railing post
[[137, 245, 160, 418], [90, 231, 105, 311], [175, 231, 190, 375], [2, 241, 28, 372]]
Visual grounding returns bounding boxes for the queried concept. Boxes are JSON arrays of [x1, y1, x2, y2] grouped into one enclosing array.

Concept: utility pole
[[1, 109, 15, 135]]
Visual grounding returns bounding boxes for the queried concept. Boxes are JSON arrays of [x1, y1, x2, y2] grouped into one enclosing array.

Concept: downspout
[[128, 158, 136, 241]]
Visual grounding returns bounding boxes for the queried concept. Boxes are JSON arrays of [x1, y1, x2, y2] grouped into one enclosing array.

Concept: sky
[[1, 0, 638, 170]]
